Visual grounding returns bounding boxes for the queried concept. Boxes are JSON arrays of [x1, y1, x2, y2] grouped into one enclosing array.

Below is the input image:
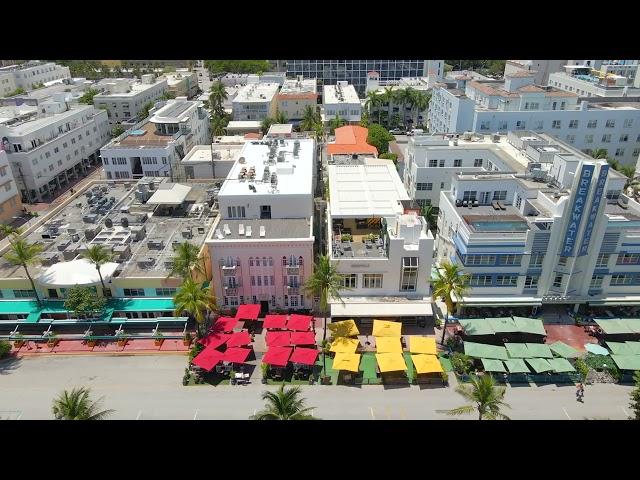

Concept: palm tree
[[432, 261, 471, 344], [303, 255, 349, 378], [412, 91, 430, 127], [4, 237, 43, 306], [52, 387, 114, 420], [261, 116, 274, 135], [210, 115, 227, 137], [365, 91, 382, 123], [381, 86, 395, 127], [300, 105, 320, 132], [399, 88, 417, 128], [421, 204, 437, 234], [446, 374, 511, 420], [250, 384, 317, 420], [169, 241, 204, 280], [209, 80, 228, 116], [81, 245, 112, 296], [174, 279, 217, 336], [0, 223, 22, 239], [329, 114, 346, 134], [592, 148, 609, 160], [273, 109, 288, 125]]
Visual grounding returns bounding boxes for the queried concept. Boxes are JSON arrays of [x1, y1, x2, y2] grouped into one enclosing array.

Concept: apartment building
[[180, 142, 243, 180], [0, 149, 22, 223], [548, 64, 640, 98], [435, 132, 640, 312], [504, 60, 567, 86], [0, 79, 94, 107], [327, 158, 434, 323], [428, 70, 640, 167], [165, 69, 198, 98], [206, 137, 316, 311], [322, 82, 361, 124], [276, 77, 318, 125], [0, 61, 71, 91], [93, 75, 168, 125], [231, 83, 280, 121], [0, 72, 17, 97], [0, 97, 110, 203], [100, 99, 209, 180]]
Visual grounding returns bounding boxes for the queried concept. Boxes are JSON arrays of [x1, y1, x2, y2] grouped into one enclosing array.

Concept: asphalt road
[[0, 355, 634, 420]]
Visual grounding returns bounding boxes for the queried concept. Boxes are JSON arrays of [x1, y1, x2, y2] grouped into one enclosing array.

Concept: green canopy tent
[[504, 358, 531, 373], [549, 341, 580, 358], [625, 341, 640, 355], [524, 343, 553, 358], [526, 358, 553, 373], [481, 358, 507, 372], [505, 343, 529, 358], [610, 355, 640, 371], [547, 358, 576, 373], [512, 316, 547, 336], [463, 341, 509, 360], [606, 341, 636, 355], [624, 319, 640, 334], [594, 318, 634, 335], [487, 317, 519, 333], [458, 318, 495, 336]]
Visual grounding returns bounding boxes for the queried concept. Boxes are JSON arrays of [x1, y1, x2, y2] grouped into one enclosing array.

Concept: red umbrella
[[226, 330, 252, 348], [223, 347, 251, 364], [262, 346, 292, 366], [289, 347, 319, 366], [266, 331, 291, 347], [290, 331, 316, 346], [192, 346, 224, 371], [212, 316, 238, 333], [199, 333, 230, 349], [235, 304, 261, 320], [287, 314, 313, 331], [263, 314, 288, 329]]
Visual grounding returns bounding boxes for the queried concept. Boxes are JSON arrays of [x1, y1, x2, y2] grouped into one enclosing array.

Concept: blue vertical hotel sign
[[562, 164, 594, 256], [578, 164, 609, 256]]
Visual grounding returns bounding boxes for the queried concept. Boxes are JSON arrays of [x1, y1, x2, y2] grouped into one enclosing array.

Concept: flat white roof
[[280, 78, 317, 94], [329, 159, 409, 218], [38, 258, 119, 288], [330, 297, 433, 317], [218, 138, 315, 197], [94, 78, 166, 98], [267, 124, 293, 135], [150, 100, 197, 123], [323, 83, 360, 104], [1, 104, 93, 136], [233, 83, 280, 103], [146, 183, 192, 205], [182, 144, 243, 164], [227, 120, 262, 129]]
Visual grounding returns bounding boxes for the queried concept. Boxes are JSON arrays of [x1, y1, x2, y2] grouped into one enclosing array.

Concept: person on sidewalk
[[576, 383, 584, 402]]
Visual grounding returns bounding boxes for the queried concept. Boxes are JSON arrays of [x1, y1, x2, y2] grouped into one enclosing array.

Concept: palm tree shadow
[[0, 356, 23, 375]]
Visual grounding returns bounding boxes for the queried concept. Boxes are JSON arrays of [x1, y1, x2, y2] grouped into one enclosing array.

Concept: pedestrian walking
[[576, 382, 584, 402]]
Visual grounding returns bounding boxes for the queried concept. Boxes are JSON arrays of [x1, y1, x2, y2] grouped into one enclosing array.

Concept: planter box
[[87, 340, 97, 347], [47, 340, 58, 348], [183, 338, 192, 346], [13, 341, 25, 348], [117, 339, 127, 347], [154, 339, 164, 346]]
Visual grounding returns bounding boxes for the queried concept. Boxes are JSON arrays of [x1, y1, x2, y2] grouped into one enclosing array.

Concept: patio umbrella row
[[329, 335, 437, 354], [263, 314, 313, 331], [332, 352, 444, 374], [266, 331, 316, 347], [192, 346, 252, 371], [262, 346, 319, 367]]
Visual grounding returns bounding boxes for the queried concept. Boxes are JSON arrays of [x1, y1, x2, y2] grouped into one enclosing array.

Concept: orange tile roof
[[277, 93, 317, 101], [327, 125, 378, 156]]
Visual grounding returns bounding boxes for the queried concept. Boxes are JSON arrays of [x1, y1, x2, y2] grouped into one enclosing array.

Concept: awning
[[524, 343, 553, 358], [505, 343, 529, 359], [547, 358, 576, 373], [192, 346, 224, 371], [504, 359, 531, 373], [464, 341, 509, 360], [459, 295, 541, 307], [330, 337, 359, 353], [375, 337, 403, 354], [290, 331, 316, 346], [38, 258, 119, 287], [266, 331, 291, 347], [409, 336, 437, 355], [289, 347, 319, 366], [212, 316, 238, 333], [331, 299, 432, 317], [235, 304, 261, 320], [611, 354, 640, 371], [481, 358, 507, 373], [328, 319, 359, 337], [262, 346, 292, 366], [411, 354, 443, 374], [146, 183, 192, 205], [225, 331, 252, 348], [376, 353, 407, 372], [372, 319, 402, 337], [549, 341, 580, 359], [199, 333, 230, 348], [110, 298, 175, 312], [0, 300, 39, 315], [287, 314, 313, 331], [585, 343, 609, 355], [223, 347, 251, 364], [525, 358, 553, 373], [333, 352, 361, 372], [263, 314, 288, 329]]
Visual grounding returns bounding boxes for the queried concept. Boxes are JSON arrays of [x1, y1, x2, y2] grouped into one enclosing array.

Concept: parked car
[[389, 128, 406, 135]]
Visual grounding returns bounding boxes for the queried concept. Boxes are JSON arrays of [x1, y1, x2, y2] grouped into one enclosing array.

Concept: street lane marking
[[621, 406, 630, 418], [562, 407, 571, 420], [193, 410, 199, 420], [369, 407, 375, 420], [136, 410, 142, 420]]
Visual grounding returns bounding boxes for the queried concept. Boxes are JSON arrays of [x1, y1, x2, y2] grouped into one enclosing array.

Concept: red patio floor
[[544, 325, 598, 351]]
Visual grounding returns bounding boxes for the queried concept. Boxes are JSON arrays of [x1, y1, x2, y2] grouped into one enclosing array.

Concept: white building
[[276, 77, 318, 125], [0, 61, 71, 92], [164, 69, 198, 98], [0, 149, 22, 224], [428, 71, 640, 168], [231, 83, 280, 121], [327, 158, 434, 323], [100, 99, 209, 180], [0, 72, 17, 97], [504, 60, 567, 86], [206, 137, 316, 311], [435, 132, 640, 311], [322, 81, 361, 124], [180, 143, 243, 180], [548, 65, 640, 98], [0, 97, 110, 202], [93, 75, 168, 125]]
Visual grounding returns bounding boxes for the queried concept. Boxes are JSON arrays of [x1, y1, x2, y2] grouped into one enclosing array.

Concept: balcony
[[286, 286, 300, 295], [286, 266, 300, 275], [224, 287, 238, 296], [332, 217, 387, 259]]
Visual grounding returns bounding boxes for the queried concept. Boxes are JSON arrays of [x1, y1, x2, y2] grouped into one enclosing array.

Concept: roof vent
[[239, 224, 245, 235], [259, 226, 266, 237], [215, 228, 224, 239], [223, 224, 231, 235], [245, 225, 252, 237]]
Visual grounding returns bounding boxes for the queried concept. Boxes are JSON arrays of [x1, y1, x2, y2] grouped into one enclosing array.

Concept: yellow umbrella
[[372, 319, 402, 337], [333, 352, 361, 372], [411, 354, 444, 374], [328, 319, 360, 337], [329, 337, 359, 353], [375, 336, 403, 353], [409, 336, 437, 355], [375, 353, 407, 373]]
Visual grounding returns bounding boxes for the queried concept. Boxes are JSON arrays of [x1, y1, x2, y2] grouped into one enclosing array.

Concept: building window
[[524, 276, 539, 289], [558, 256, 568, 267], [601, 134, 611, 143], [428, 159, 437, 167], [515, 195, 522, 209], [615, 148, 625, 157], [400, 257, 419, 291], [416, 183, 430, 191], [617, 253, 640, 265], [496, 275, 518, 286], [585, 134, 594, 144], [228, 296, 239, 306], [552, 120, 561, 129], [552, 274, 563, 288], [473, 158, 483, 167], [123, 288, 145, 297], [465, 255, 496, 266], [470, 275, 492, 286], [610, 274, 633, 285], [590, 275, 604, 288], [566, 135, 575, 144], [620, 134, 629, 142], [155, 288, 176, 296], [624, 119, 633, 128], [492, 191, 507, 201], [569, 120, 579, 129], [606, 190, 620, 201], [439, 159, 445, 167], [13, 289, 35, 298], [587, 120, 597, 129], [462, 191, 477, 202], [499, 254, 522, 266], [342, 274, 357, 289], [453, 159, 462, 167], [605, 119, 615, 128], [250, 276, 255, 286], [362, 274, 383, 289]]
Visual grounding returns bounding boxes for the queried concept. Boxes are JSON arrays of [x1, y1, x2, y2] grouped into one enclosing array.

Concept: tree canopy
[[366, 124, 395, 154], [204, 60, 271, 76], [64, 286, 107, 320], [78, 88, 100, 105]]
